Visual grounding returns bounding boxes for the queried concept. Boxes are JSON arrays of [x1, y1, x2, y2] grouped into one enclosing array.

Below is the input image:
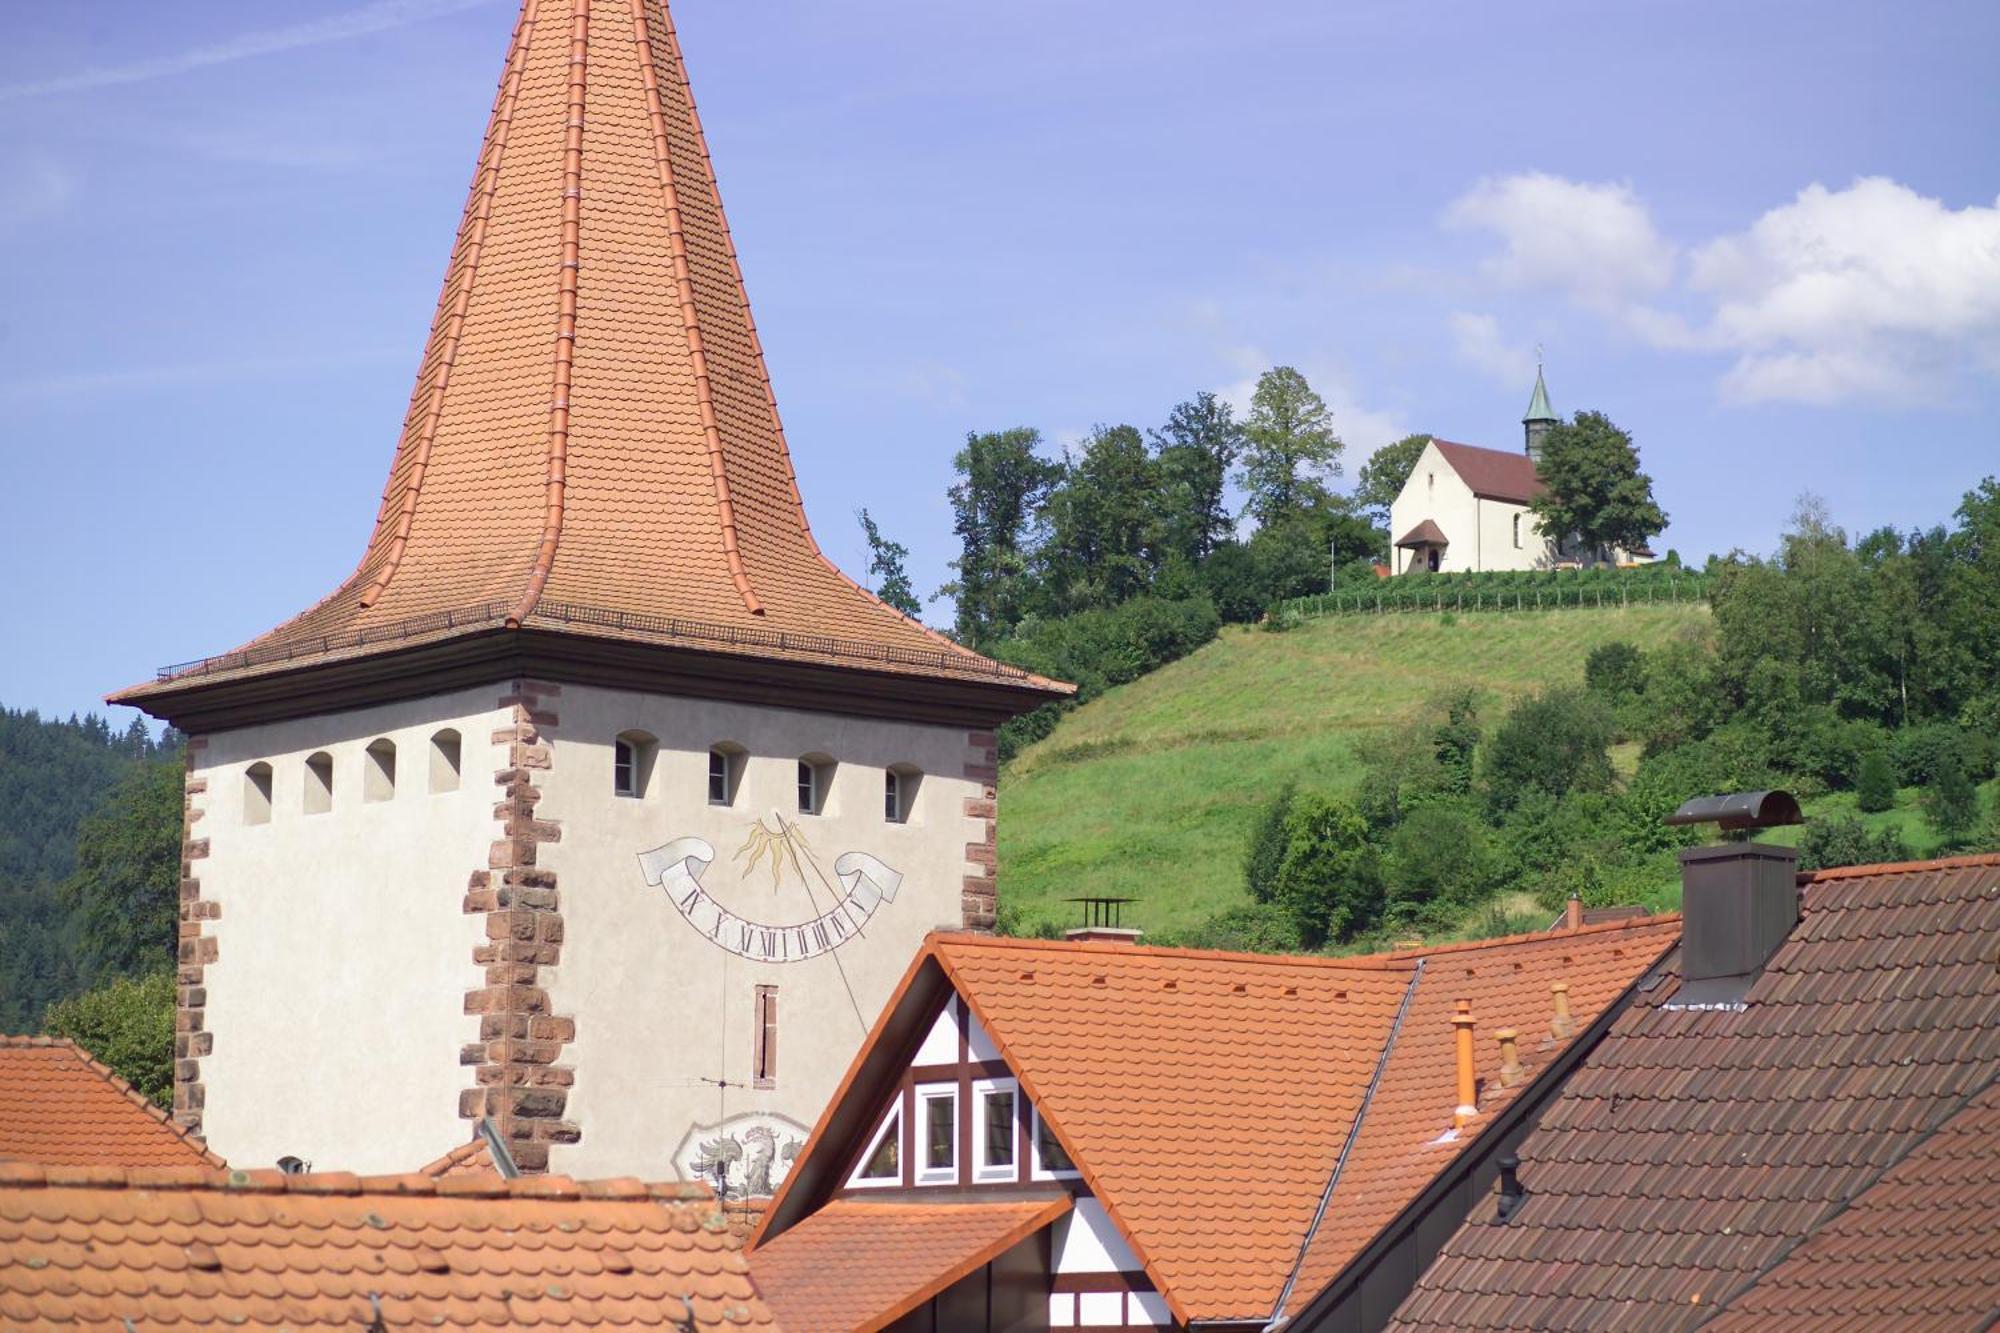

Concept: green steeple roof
[[1524, 364, 1556, 423]]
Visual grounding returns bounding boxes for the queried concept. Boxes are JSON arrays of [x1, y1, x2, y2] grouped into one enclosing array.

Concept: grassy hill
[[996, 604, 1713, 937]]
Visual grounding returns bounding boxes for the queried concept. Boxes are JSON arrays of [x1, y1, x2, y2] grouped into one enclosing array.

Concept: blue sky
[[4, 0, 1996, 723]]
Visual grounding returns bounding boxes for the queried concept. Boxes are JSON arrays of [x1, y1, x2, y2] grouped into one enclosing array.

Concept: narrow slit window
[[304, 752, 334, 815], [363, 739, 396, 803], [430, 729, 462, 793], [708, 745, 742, 806], [614, 731, 656, 799], [753, 984, 777, 1089], [243, 763, 273, 826], [1513, 513, 1522, 548]]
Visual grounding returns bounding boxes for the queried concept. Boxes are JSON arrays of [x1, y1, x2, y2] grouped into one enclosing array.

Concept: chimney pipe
[[1667, 792, 1803, 1004], [1564, 891, 1583, 931], [1495, 1029, 1523, 1087], [1453, 1000, 1478, 1127], [1549, 981, 1573, 1039], [1496, 1154, 1527, 1222]]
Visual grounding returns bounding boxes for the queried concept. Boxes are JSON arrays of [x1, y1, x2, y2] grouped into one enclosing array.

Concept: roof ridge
[[1801, 850, 2000, 883], [509, 0, 589, 627], [631, 0, 761, 618], [1, 1036, 226, 1168], [0, 1163, 719, 1200], [1691, 1067, 2000, 1329], [929, 931, 1412, 972], [359, 0, 533, 612], [1381, 913, 1682, 961]]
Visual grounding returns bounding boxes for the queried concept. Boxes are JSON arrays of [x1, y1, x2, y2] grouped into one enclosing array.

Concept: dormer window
[[850, 1104, 901, 1187], [919, 1086, 957, 1183], [615, 731, 657, 799], [1032, 1105, 1077, 1178], [708, 744, 744, 806]]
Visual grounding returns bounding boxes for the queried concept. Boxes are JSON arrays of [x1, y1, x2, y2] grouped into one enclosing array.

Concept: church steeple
[[1523, 356, 1557, 463]]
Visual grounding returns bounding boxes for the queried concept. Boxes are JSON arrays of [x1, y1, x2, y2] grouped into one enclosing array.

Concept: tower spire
[[115, 0, 1069, 727], [1523, 354, 1557, 462]]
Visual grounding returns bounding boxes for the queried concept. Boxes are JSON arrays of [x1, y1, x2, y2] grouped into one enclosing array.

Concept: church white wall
[[537, 683, 984, 1180], [190, 687, 502, 1174], [1388, 441, 1553, 575]]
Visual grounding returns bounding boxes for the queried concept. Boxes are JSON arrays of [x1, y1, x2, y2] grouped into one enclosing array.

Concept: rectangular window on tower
[[753, 985, 777, 1088]]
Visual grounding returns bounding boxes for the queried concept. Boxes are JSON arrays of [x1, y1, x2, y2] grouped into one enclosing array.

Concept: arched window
[[614, 731, 657, 799], [885, 764, 922, 823], [364, 739, 397, 803], [1513, 513, 1522, 548], [797, 754, 835, 816], [429, 729, 462, 793], [243, 762, 273, 826], [304, 752, 334, 815], [708, 743, 744, 807]]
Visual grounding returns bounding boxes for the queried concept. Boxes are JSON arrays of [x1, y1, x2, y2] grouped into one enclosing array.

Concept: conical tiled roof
[[117, 0, 1063, 726]]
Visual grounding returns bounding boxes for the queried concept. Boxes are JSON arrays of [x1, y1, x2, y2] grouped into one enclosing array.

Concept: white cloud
[[1690, 178, 2000, 405], [1448, 311, 1536, 386], [1445, 172, 2000, 407], [0, 0, 499, 101], [1444, 173, 1676, 313]]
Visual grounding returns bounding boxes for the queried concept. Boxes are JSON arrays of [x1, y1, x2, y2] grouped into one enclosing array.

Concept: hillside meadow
[[996, 603, 1712, 937]]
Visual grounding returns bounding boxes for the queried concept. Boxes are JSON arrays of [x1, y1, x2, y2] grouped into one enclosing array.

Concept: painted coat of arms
[[674, 1113, 808, 1200]]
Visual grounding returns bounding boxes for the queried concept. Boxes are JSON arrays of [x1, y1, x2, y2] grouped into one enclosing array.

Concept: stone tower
[[114, 0, 1067, 1181], [1523, 361, 1558, 463]]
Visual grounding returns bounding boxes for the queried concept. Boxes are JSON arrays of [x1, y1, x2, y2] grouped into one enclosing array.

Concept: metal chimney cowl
[[1676, 841, 1799, 1003]]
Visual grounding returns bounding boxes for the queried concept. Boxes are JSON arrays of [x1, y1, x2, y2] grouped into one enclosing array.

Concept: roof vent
[[1063, 896, 1142, 945], [1667, 791, 1803, 1006], [1495, 1154, 1528, 1222]]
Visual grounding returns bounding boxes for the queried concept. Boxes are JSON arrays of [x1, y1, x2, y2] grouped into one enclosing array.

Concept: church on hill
[[112, 0, 1068, 1184], [1388, 366, 1654, 575]]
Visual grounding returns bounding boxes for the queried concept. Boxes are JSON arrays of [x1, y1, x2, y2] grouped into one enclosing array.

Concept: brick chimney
[[1666, 792, 1804, 1006]]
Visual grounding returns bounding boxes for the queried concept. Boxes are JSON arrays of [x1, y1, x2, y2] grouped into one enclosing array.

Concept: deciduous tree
[[856, 509, 922, 619], [1354, 433, 1432, 523], [939, 428, 1059, 646], [1237, 367, 1343, 529], [1151, 392, 1244, 564], [1528, 410, 1666, 560]]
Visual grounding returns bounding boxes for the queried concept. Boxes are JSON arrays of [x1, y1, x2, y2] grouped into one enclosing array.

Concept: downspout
[[1263, 959, 1425, 1330]]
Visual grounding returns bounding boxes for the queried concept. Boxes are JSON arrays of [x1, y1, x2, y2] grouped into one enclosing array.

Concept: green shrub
[[43, 969, 175, 1106], [1855, 750, 1898, 813], [1895, 724, 1972, 787], [1387, 801, 1495, 928], [1244, 783, 1297, 905], [1483, 686, 1615, 815], [1584, 641, 1646, 703], [1151, 903, 1303, 954], [1616, 725, 1776, 855], [1922, 751, 1980, 844], [1274, 794, 1384, 946], [1797, 817, 1912, 873]]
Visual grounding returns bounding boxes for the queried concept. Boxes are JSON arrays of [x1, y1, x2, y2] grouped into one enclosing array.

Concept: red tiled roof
[[419, 1135, 505, 1180], [0, 1166, 775, 1329], [0, 1037, 221, 1170], [760, 918, 1677, 1326], [1389, 853, 2000, 1331], [754, 1196, 1071, 1332], [1431, 439, 1546, 504], [114, 0, 1064, 708], [1395, 518, 1450, 548]]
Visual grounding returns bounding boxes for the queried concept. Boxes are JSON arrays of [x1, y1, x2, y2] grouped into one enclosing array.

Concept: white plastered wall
[[539, 683, 983, 1180], [1388, 441, 1554, 575], [192, 686, 503, 1174]]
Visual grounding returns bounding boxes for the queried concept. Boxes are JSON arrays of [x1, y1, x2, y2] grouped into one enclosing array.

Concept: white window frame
[[797, 757, 832, 815], [847, 1101, 902, 1190], [1031, 1103, 1080, 1181], [973, 1076, 1019, 1182], [614, 739, 638, 798], [708, 747, 740, 807], [916, 1083, 957, 1185]]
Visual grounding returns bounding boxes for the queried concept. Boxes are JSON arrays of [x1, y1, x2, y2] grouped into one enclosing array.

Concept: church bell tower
[[1523, 359, 1558, 463], [114, 0, 1067, 1182]]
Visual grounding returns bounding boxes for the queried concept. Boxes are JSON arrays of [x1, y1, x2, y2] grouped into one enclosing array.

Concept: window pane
[[1036, 1113, 1073, 1173], [709, 750, 727, 804], [860, 1115, 899, 1179], [884, 771, 899, 821], [984, 1090, 1015, 1168], [797, 760, 815, 813], [925, 1095, 954, 1172], [614, 741, 634, 796]]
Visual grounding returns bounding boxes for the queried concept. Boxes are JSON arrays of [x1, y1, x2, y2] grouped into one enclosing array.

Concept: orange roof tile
[[418, 1135, 507, 1180], [759, 919, 1677, 1326], [0, 1166, 775, 1329], [753, 1196, 1071, 1333], [0, 1037, 222, 1170], [115, 0, 1066, 715]]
